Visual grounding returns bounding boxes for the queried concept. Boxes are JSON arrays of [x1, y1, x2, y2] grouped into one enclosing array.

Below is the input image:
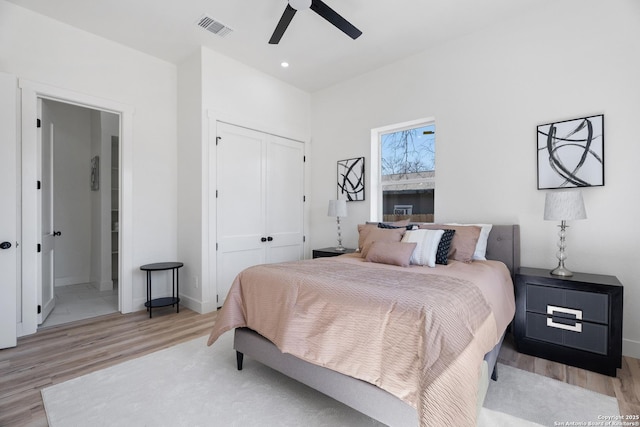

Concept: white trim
[[178, 293, 215, 314], [370, 117, 435, 222], [18, 79, 135, 336], [623, 338, 640, 359], [207, 108, 309, 144]]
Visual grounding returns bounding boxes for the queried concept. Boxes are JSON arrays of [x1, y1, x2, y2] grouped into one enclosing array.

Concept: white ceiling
[[6, 0, 551, 92]]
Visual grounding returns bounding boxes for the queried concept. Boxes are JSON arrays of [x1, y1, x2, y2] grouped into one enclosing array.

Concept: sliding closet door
[[215, 122, 304, 306]]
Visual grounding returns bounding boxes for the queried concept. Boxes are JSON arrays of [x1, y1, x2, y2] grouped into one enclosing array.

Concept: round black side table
[[140, 262, 183, 318]]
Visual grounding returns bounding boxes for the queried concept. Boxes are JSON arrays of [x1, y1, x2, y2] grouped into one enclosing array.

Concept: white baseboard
[[179, 295, 217, 314], [623, 338, 640, 359], [55, 276, 91, 287]]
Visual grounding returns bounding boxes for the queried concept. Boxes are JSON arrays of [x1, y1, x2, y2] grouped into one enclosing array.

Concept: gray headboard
[[485, 224, 521, 280], [374, 222, 521, 280]]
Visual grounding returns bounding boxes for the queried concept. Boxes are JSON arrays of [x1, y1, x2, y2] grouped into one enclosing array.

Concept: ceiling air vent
[[197, 15, 233, 37]]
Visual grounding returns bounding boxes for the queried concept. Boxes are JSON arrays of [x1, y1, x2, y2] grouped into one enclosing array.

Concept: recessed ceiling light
[[281, 62, 289, 68]]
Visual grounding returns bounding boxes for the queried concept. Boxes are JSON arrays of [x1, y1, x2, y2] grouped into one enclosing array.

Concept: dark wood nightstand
[[312, 247, 356, 258], [514, 267, 623, 376]]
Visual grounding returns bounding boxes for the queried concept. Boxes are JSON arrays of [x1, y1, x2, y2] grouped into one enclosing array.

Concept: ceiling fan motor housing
[[289, 0, 312, 10]]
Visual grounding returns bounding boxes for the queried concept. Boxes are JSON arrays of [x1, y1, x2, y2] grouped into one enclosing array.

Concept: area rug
[[42, 332, 619, 426]]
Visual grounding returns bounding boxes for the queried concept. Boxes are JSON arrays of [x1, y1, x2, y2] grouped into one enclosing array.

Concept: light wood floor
[[1, 308, 638, 426], [0, 307, 217, 427], [498, 335, 640, 419]]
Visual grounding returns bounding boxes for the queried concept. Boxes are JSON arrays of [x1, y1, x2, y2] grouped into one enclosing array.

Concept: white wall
[[177, 51, 204, 311], [0, 0, 178, 325], [310, 0, 640, 357], [176, 47, 311, 313]]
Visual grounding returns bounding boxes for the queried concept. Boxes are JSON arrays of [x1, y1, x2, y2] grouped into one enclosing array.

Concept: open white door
[[38, 100, 56, 324], [0, 72, 18, 349]]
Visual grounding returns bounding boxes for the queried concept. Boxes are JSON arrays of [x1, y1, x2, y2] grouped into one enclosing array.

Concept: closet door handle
[[53, 231, 62, 237], [260, 237, 267, 242], [267, 236, 273, 242]]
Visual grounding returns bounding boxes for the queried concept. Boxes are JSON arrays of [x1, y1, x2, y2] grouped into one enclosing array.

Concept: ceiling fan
[[269, 0, 362, 44]]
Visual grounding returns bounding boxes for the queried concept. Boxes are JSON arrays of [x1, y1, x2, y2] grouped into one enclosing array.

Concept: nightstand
[[312, 247, 356, 258], [514, 267, 623, 376]]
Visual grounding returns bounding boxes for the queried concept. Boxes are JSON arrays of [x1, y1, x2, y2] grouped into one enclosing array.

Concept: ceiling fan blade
[[309, 0, 362, 40], [269, 4, 297, 44]]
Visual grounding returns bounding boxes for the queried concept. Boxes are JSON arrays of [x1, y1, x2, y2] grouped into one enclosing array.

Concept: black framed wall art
[[337, 157, 365, 201], [537, 114, 604, 190]]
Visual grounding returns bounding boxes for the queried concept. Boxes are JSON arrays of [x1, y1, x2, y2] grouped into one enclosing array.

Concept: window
[[370, 119, 435, 222]]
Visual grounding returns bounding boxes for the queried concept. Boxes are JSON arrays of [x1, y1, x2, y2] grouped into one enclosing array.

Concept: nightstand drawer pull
[[547, 317, 582, 333], [547, 305, 582, 320]]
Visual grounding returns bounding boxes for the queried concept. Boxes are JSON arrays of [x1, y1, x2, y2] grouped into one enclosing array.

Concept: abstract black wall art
[[537, 114, 604, 190], [337, 157, 365, 201]]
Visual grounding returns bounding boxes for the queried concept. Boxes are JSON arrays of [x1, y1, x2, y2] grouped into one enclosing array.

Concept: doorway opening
[[38, 99, 120, 328]]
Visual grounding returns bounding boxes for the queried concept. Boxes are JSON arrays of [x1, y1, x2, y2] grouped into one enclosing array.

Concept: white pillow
[[401, 229, 444, 267], [445, 223, 493, 260]]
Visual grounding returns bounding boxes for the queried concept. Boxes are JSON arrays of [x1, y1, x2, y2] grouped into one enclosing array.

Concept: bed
[[207, 224, 520, 426]]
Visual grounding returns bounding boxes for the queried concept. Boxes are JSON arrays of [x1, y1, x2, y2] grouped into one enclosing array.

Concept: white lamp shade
[[327, 199, 347, 217], [544, 191, 587, 221]]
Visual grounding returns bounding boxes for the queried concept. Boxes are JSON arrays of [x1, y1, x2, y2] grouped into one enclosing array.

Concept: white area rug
[[484, 363, 619, 426], [42, 332, 619, 426]]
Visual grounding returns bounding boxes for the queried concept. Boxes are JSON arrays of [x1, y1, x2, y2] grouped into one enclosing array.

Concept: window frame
[[369, 117, 435, 221]]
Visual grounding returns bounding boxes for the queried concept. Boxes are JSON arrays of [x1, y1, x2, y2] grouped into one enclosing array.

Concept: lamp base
[[334, 245, 346, 252], [550, 265, 574, 277]]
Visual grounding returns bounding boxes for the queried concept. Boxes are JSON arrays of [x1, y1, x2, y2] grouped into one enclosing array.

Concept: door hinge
[[37, 180, 41, 190], [303, 155, 306, 163], [303, 235, 306, 242], [216, 294, 219, 303], [303, 195, 306, 202], [216, 136, 221, 146], [216, 190, 218, 198], [37, 305, 41, 314], [37, 243, 41, 253], [216, 242, 218, 251], [36, 118, 41, 128]]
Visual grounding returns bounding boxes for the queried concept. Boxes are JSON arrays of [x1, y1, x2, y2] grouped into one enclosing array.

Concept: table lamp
[[544, 190, 587, 277], [327, 199, 347, 251]]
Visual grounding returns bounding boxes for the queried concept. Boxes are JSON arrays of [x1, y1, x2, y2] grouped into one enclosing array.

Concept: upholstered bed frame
[[233, 224, 520, 426]]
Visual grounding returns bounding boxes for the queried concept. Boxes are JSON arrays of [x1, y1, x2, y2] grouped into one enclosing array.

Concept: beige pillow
[[357, 225, 406, 257], [365, 241, 417, 267], [418, 224, 481, 263], [357, 223, 378, 251]]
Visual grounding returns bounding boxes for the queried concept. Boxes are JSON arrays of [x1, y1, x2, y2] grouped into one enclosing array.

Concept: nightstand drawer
[[526, 284, 608, 324], [525, 312, 608, 355], [515, 267, 623, 376]]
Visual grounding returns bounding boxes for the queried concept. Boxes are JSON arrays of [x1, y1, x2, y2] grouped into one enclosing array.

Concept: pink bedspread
[[208, 254, 515, 426]]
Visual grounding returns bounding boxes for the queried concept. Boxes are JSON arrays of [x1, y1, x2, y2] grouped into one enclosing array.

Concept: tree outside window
[[380, 123, 435, 223]]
